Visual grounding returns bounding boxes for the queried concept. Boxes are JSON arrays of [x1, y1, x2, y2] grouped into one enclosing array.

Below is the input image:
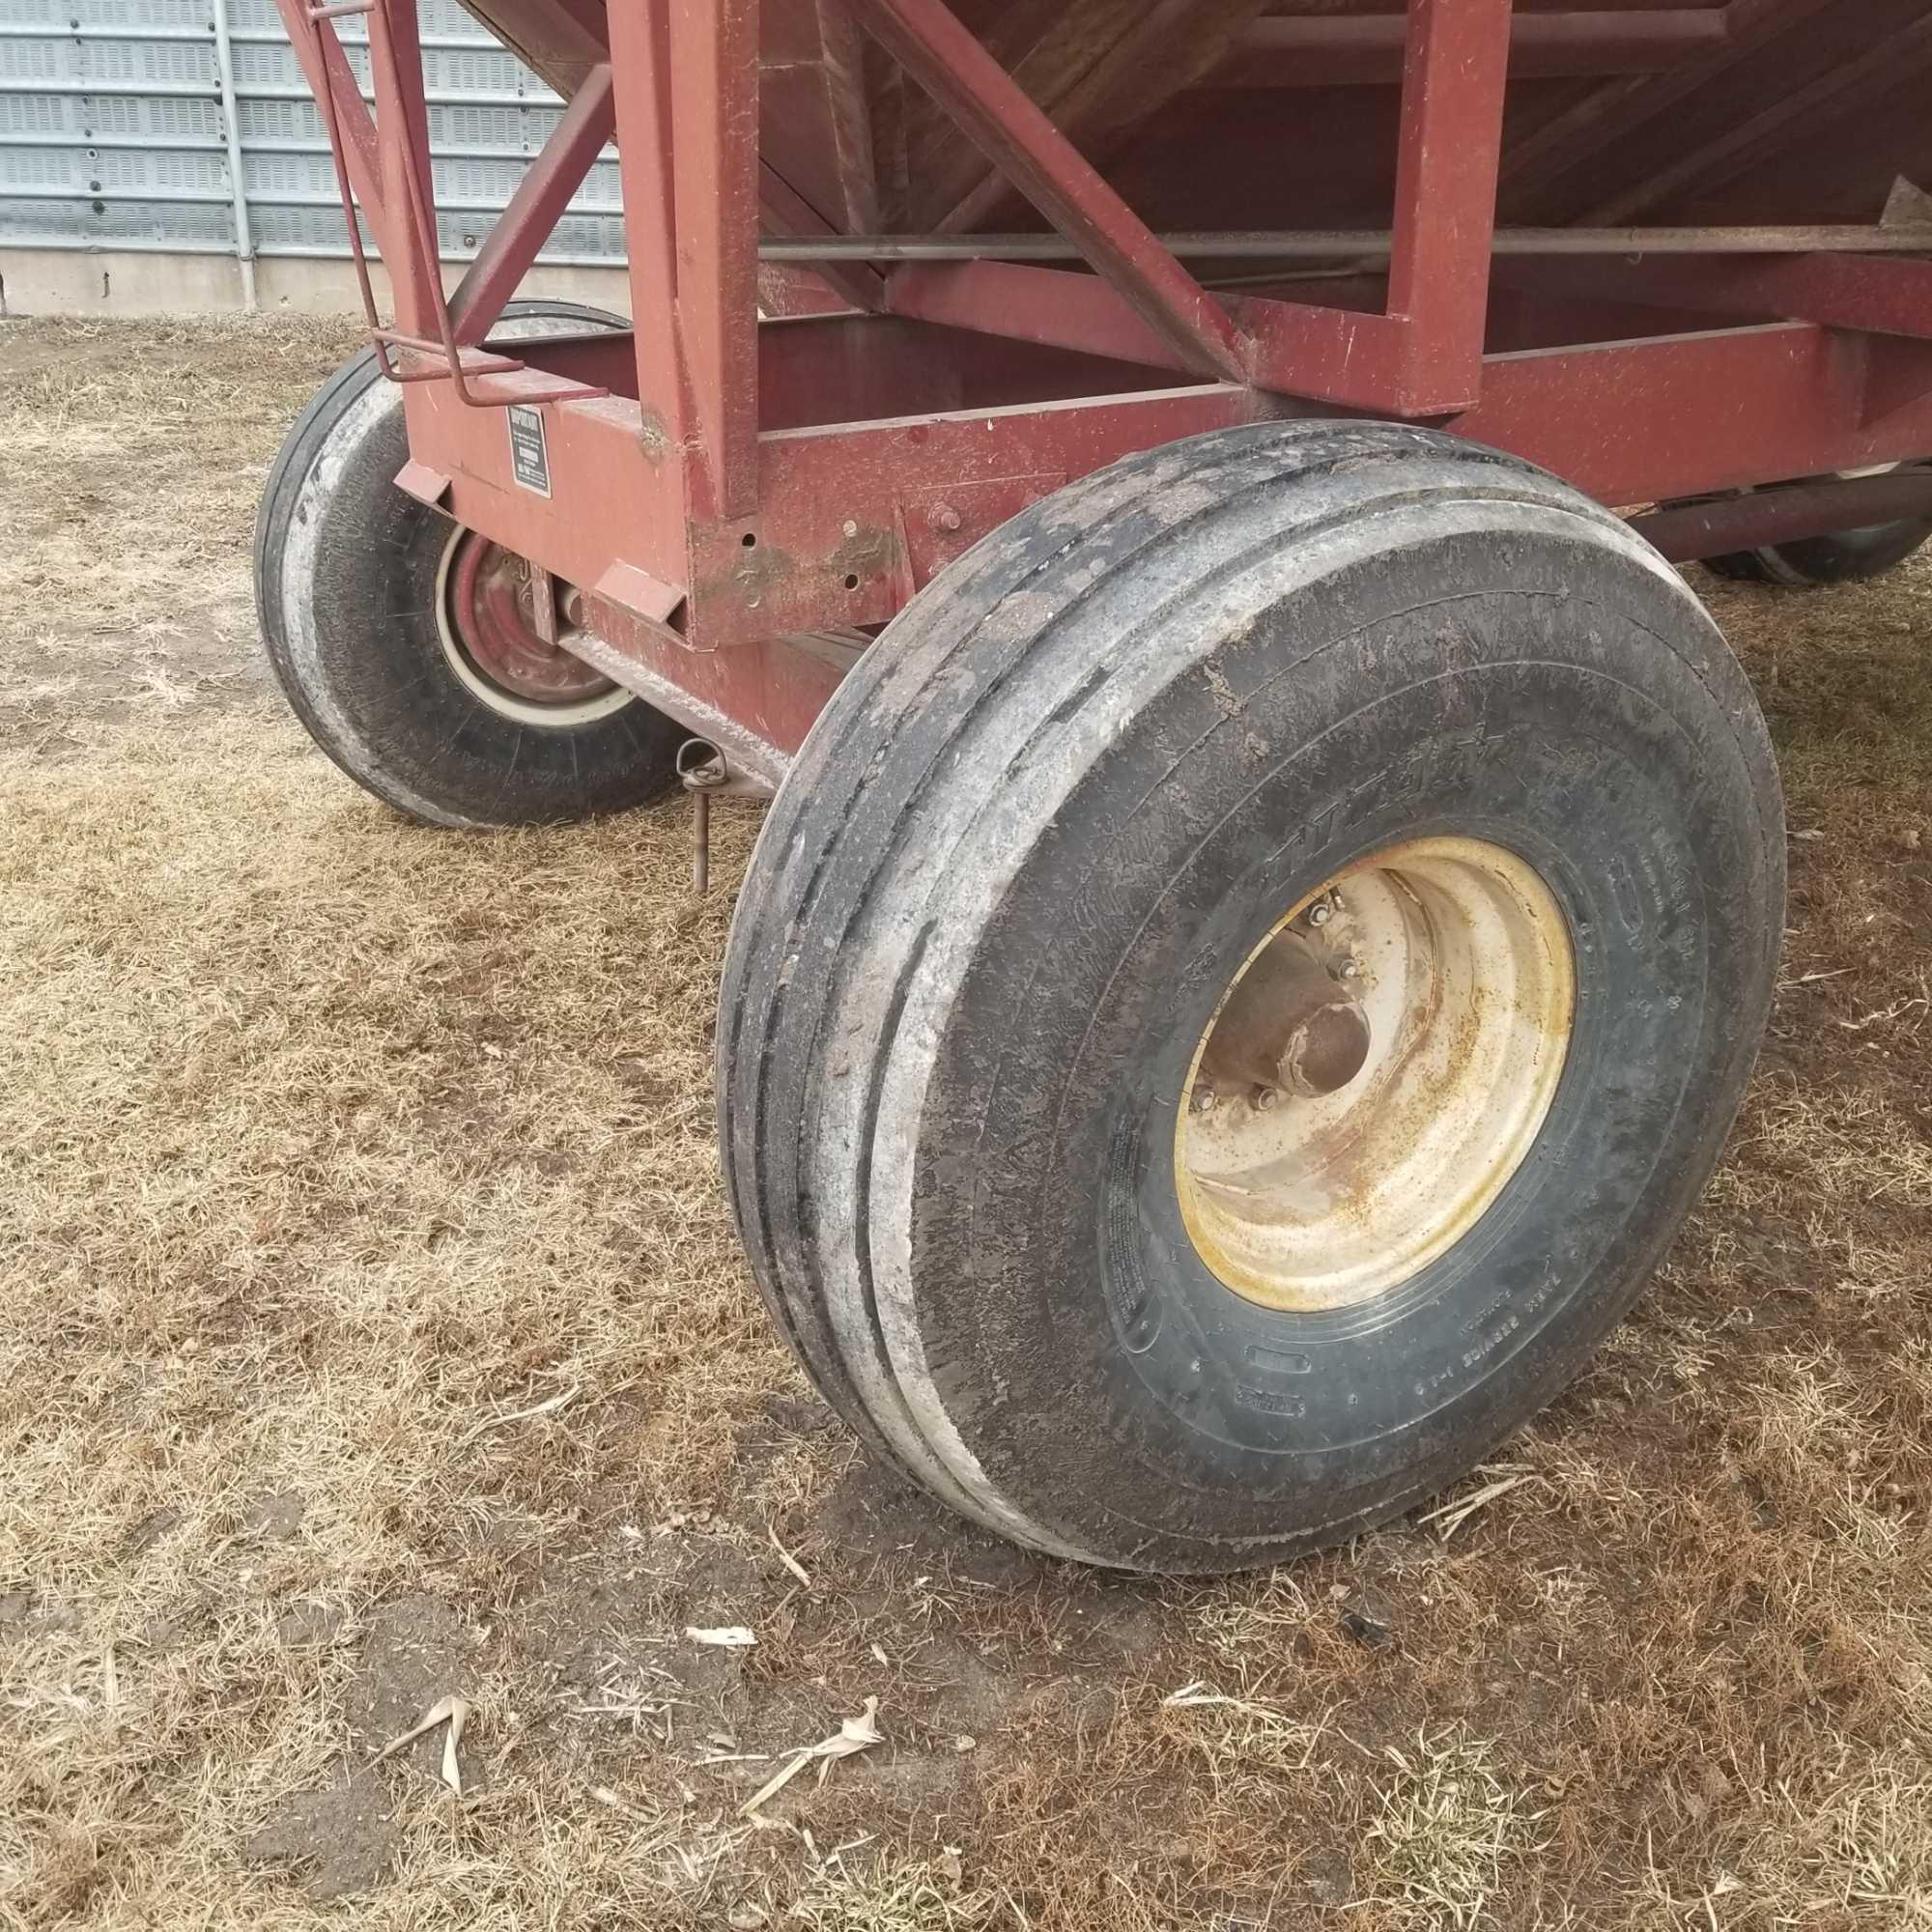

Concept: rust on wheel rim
[[436, 526, 629, 724], [1176, 838, 1577, 1313]]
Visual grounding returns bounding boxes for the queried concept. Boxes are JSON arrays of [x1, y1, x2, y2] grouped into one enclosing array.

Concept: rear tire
[[1704, 476, 1932, 586], [254, 301, 683, 828], [719, 421, 1784, 1574]]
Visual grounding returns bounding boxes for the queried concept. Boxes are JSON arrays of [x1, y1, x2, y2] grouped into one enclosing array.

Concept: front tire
[[719, 421, 1784, 1574], [254, 302, 683, 827]]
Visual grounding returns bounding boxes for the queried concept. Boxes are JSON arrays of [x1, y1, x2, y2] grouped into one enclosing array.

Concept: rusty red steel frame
[[274, 0, 1932, 778]]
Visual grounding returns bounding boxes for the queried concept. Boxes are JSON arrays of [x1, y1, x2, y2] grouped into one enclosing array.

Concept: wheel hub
[[1194, 922, 1373, 1101], [439, 528, 616, 709], [1176, 838, 1576, 1313]]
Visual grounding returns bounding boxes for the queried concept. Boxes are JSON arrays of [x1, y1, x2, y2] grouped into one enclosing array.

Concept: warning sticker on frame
[[507, 405, 552, 497]]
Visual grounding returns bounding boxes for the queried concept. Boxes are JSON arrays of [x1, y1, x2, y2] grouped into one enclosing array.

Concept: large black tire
[[254, 301, 683, 827], [719, 420, 1785, 1574], [1704, 483, 1932, 587]]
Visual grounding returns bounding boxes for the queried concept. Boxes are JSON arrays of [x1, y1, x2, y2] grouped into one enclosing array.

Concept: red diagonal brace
[[853, 0, 1248, 384], [449, 63, 617, 346]]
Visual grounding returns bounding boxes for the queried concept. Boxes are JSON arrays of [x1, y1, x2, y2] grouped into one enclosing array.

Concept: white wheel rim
[[1176, 837, 1576, 1312], [433, 527, 634, 728]]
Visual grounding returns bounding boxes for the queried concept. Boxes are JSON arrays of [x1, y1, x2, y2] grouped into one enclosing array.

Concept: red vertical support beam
[[364, 0, 443, 339], [606, 0, 688, 446], [1385, 0, 1513, 407], [668, 0, 763, 525]]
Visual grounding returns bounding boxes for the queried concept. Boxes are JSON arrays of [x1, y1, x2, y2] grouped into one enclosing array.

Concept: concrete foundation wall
[[2, 0, 626, 323], [0, 247, 632, 320]]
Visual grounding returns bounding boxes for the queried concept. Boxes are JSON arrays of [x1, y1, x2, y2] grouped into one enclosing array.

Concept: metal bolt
[[928, 502, 962, 533], [1252, 1086, 1280, 1111], [1189, 1087, 1216, 1116], [1307, 899, 1333, 927], [1339, 957, 1361, 980]]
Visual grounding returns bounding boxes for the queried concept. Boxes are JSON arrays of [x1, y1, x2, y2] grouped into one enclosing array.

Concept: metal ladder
[[302, 0, 609, 408]]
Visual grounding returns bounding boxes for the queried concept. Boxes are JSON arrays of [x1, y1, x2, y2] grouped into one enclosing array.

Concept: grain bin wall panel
[[0, 0, 624, 270]]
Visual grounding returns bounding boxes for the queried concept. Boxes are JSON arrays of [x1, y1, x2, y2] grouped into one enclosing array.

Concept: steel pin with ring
[[678, 739, 730, 895]]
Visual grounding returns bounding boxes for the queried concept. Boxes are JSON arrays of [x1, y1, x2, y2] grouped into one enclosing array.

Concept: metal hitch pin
[[677, 740, 730, 895]]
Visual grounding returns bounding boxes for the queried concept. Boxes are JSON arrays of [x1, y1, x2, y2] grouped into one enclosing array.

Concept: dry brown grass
[[0, 316, 360, 737], [3, 316, 1932, 1931], [1361, 1729, 1546, 1928]]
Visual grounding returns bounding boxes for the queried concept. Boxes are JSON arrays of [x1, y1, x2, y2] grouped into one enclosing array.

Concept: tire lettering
[[1461, 1312, 1521, 1372], [1235, 1383, 1305, 1418]]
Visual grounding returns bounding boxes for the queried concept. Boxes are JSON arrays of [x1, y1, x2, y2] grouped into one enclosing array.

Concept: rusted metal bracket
[[554, 620, 838, 791], [393, 459, 452, 507]]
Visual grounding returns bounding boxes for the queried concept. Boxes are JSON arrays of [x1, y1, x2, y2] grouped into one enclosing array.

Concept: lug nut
[[1339, 957, 1361, 980], [1307, 900, 1333, 927], [1189, 1087, 1216, 1116], [1252, 1086, 1280, 1111]]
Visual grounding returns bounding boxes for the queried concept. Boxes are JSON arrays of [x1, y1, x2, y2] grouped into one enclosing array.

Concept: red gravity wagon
[[256, 0, 1932, 1571]]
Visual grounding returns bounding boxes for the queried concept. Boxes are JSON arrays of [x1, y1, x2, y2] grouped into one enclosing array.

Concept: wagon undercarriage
[[270, 0, 1932, 781]]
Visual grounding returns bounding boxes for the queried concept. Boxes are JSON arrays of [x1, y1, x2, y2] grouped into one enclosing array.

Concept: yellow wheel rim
[[1176, 838, 1576, 1312]]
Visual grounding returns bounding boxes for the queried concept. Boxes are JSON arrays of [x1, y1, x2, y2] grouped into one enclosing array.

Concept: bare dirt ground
[[1, 317, 1929, 1932]]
